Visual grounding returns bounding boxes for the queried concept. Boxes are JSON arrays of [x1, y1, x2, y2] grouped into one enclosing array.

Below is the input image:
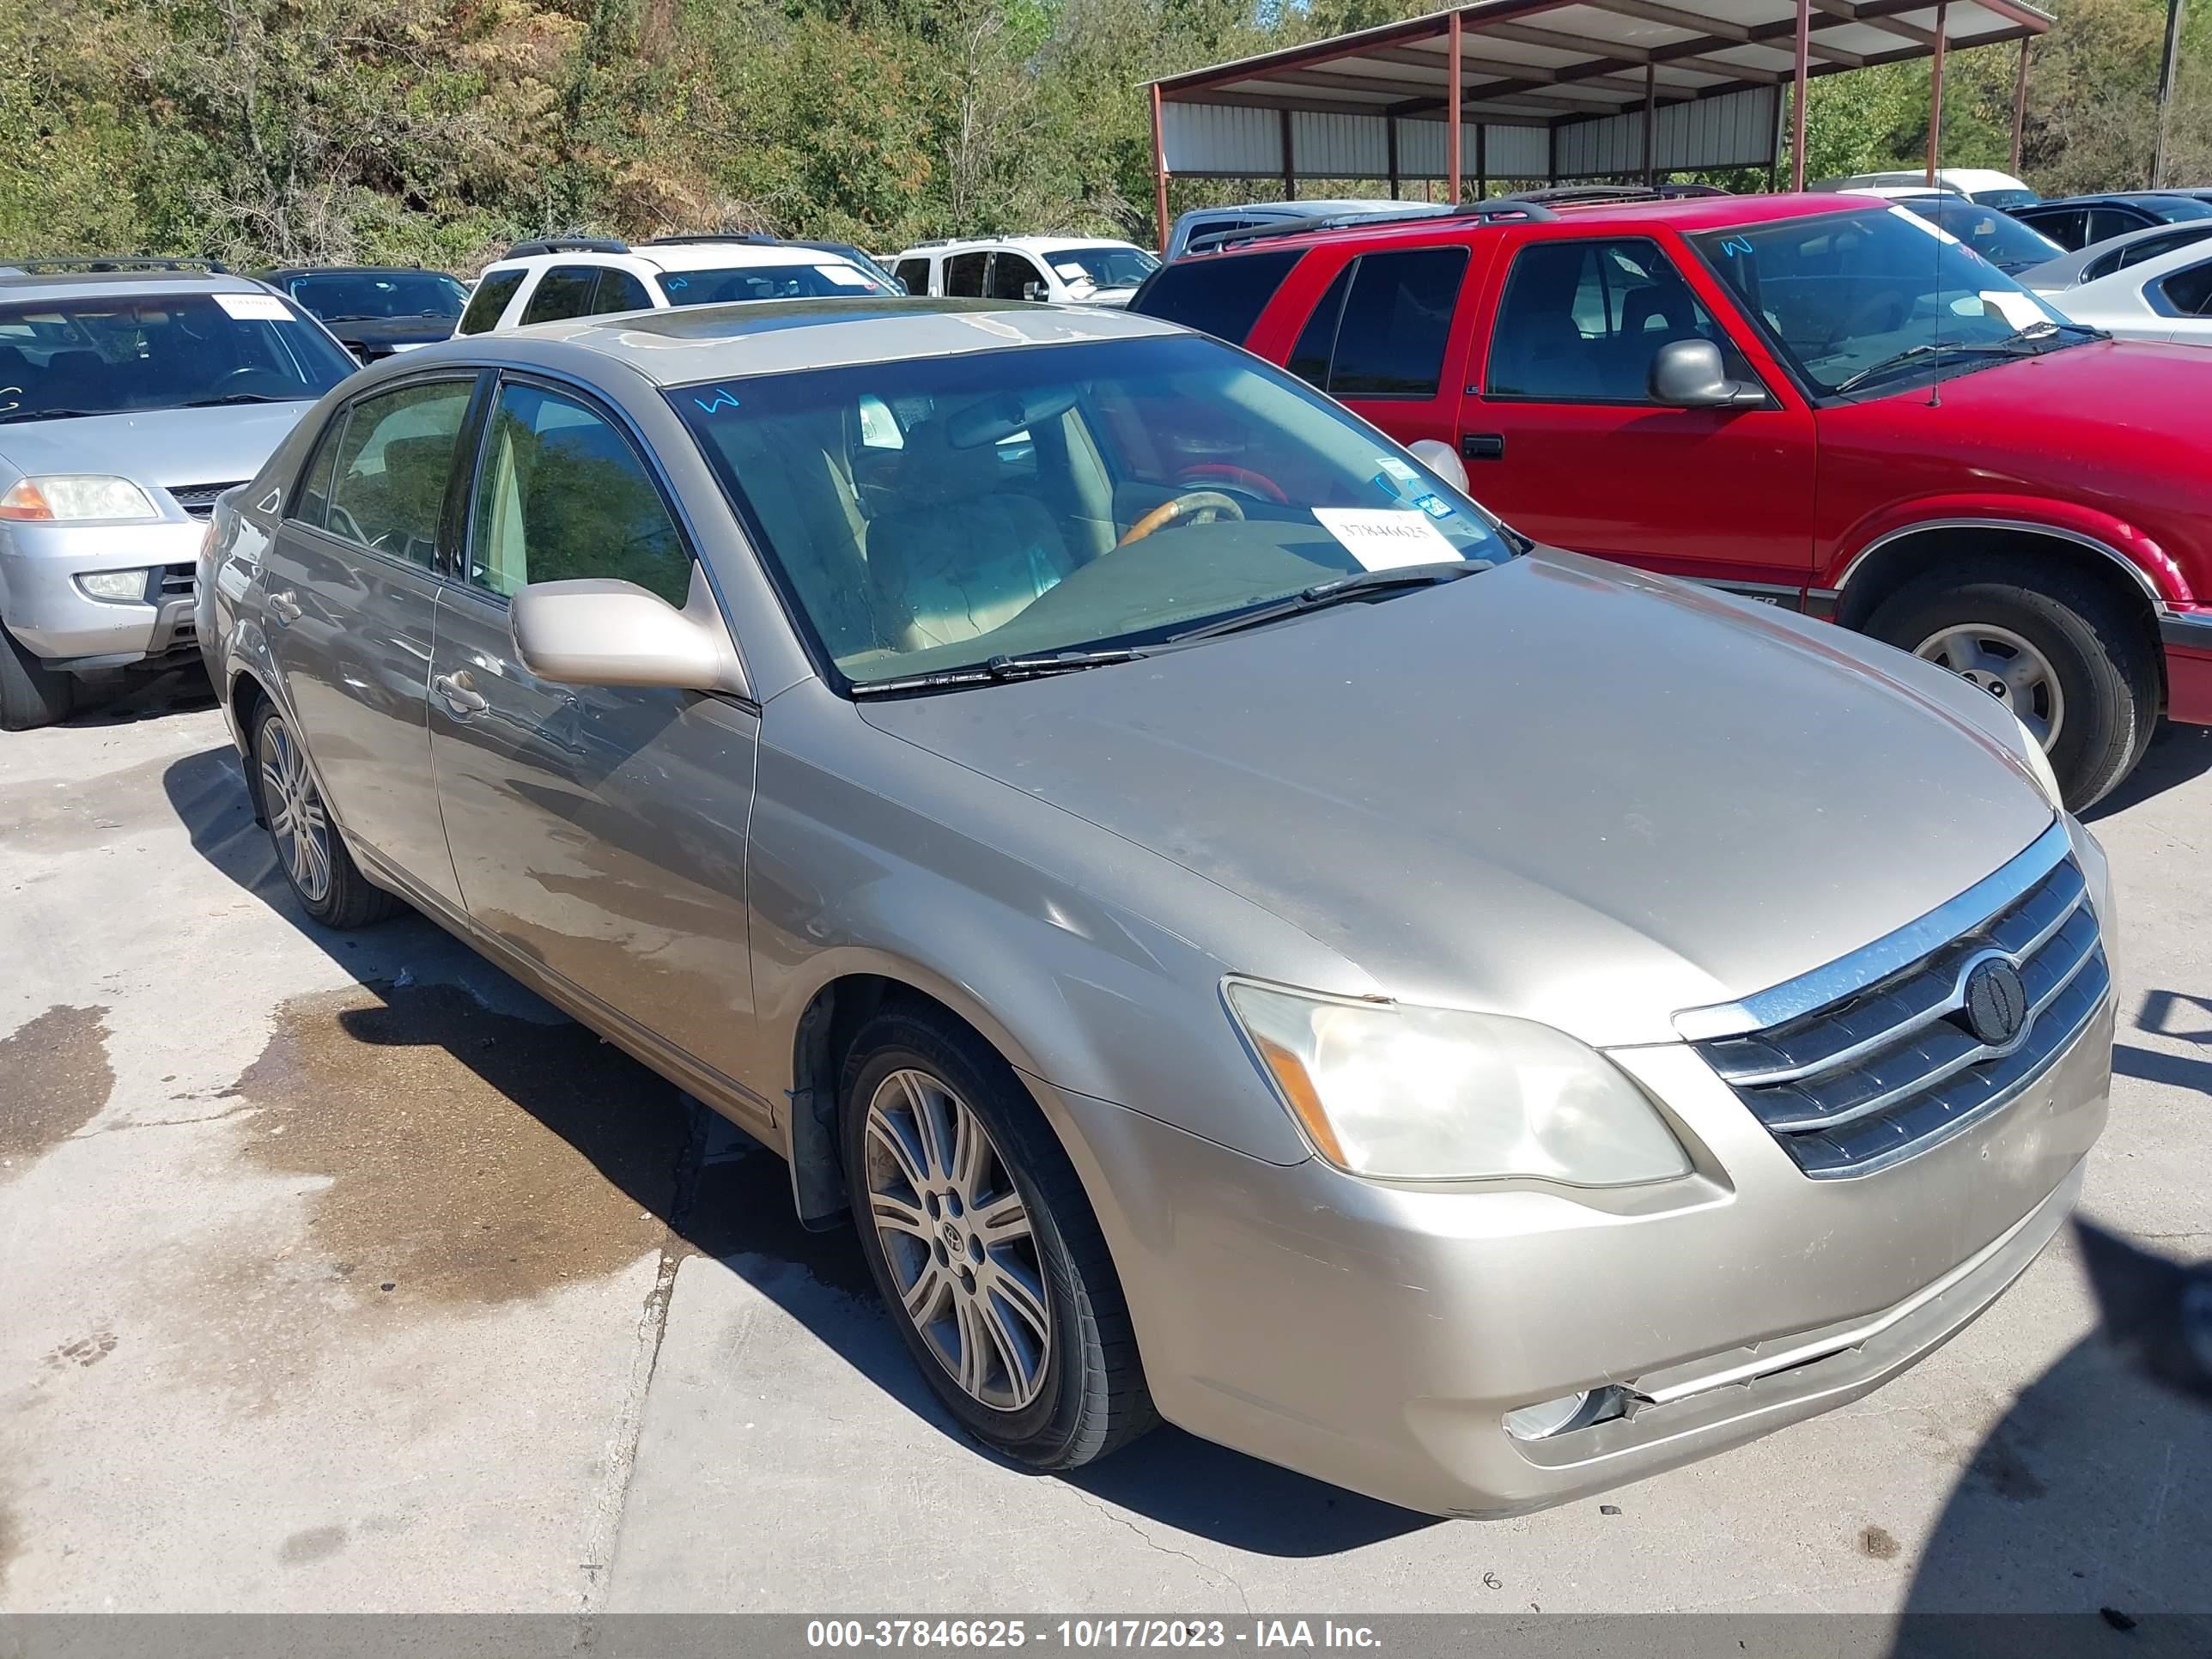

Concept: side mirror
[[1649, 337, 1767, 409], [511, 563, 750, 699], [1407, 438, 1471, 495], [1021, 280, 1049, 302]]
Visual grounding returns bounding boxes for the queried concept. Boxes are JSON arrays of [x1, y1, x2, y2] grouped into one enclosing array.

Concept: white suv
[[888, 237, 1158, 309], [454, 236, 896, 335]]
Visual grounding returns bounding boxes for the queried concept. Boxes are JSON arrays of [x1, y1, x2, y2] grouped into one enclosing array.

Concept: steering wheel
[[1116, 489, 1246, 548], [1176, 463, 1289, 505]]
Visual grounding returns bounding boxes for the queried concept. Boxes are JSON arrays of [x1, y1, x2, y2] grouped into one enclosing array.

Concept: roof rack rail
[[503, 236, 630, 258], [5, 254, 229, 274], [642, 232, 781, 246], [902, 238, 956, 250], [1505, 185, 1666, 206], [1188, 198, 1557, 256]]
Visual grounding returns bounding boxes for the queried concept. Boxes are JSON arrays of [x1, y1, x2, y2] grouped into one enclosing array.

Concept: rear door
[[2148, 257, 2212, 344], [258, 374, 480, 906], [426, 372, 764, 1100], [1455, 233, 1818, 591]]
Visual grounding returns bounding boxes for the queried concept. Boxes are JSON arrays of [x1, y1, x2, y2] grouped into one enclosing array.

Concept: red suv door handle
[[1461, 434, 1506, 461]]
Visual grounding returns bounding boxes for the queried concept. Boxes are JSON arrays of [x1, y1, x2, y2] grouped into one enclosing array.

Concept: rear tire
[[1, 625, 76, 731], [250, 702, 399, 930], [1865, 558, 2158, 812], [841, 1004, 1156, 1471]]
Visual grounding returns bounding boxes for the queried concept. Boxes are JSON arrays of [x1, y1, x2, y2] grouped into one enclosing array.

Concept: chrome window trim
[[1674, 814, 2069, 1042]]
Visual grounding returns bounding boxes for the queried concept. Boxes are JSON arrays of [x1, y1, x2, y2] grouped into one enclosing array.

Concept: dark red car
[[1131, 191, 2212, 808]]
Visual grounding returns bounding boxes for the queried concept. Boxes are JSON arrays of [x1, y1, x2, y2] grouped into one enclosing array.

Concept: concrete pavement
[[2, 685, 2207, 1615]]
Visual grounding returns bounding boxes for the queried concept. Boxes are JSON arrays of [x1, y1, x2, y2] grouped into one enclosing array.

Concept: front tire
[[1, 625, 76, 731], [251, 703, 398, 929], [1865, 559, 2158, 811], [841, 1005, 1156, 1471]]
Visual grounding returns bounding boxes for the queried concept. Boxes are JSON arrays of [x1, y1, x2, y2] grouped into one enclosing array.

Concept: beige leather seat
[[865, 420, 1078, 653]]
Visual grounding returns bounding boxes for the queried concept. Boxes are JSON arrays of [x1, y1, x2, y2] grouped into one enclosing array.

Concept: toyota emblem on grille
[[1964, 958, 2029, 1046]]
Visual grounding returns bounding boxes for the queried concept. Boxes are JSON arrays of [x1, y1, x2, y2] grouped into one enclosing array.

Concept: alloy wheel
[[862, 1067, 1051, 1412], [258, 715, 333, 904], [1915, 623, 2066, 751]]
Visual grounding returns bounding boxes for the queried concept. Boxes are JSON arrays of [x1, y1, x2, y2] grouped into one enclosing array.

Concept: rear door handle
[[267, 591, 301, 625], [1461, 433, 1506, 461], [432, 671, 489, 719]]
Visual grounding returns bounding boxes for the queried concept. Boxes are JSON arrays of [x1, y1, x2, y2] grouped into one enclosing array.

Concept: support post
[[1643, 63, 1657, 185], [1388, 117, 1401, 199], [1925, 2, 1947, 186], [2154, 0, 2186, 186], [1150, 83, 1170, 253], [2010, 35, 2030, 173], [1279, 108, 1296, 201], [1447, 10, 1464, 204], [1790, 0, 1810, 190]]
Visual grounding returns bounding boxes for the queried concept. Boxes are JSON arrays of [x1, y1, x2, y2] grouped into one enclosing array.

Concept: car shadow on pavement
[[2082, 721, 2212, 822], [161, 741, 1436, 1558]]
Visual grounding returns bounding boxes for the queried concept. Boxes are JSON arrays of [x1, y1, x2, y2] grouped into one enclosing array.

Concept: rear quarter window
[[1127, 249, 1302, 343], [457, 269, 526, 335]]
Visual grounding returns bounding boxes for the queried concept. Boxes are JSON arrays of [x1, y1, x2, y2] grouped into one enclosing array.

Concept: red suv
[[1131, 191, 2212, 808]]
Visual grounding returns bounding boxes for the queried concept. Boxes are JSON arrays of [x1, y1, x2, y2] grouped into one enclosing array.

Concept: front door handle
[[267, 590, 301, 625], [432, 671, 489, 719], [1461, 433, 1506, 461]]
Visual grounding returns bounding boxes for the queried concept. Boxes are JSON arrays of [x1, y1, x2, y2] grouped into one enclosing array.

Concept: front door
[[426, 374, 764, 1097], [1461, 235, 1818, 594], [260, 374, 478, 906]]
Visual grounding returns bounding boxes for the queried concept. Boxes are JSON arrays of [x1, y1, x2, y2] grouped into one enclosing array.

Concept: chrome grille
[[167, 482, 246, 519], [1685, 823, 2108, 1178]]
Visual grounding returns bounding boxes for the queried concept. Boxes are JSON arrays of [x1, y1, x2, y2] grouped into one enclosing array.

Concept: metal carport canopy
[[1141, 0, 2050, 240]]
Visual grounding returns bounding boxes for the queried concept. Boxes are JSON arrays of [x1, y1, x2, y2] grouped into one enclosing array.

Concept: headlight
[[1224, 980, 1692, 1185], [76, 569, 152, 603], [2012, 714, 2064, 812], [0, 476, 160, 522]]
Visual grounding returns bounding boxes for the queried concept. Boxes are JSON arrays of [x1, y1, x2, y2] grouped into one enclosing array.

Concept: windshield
[[1692, 207, 2077, 398], [1899, 198, 2063, 272], [677, 333, 1510, 689], [0, 292, 356, 422], [1044, 247, 1160, 290], [658, 263, 892, 306], [283, 270, 469, 322]]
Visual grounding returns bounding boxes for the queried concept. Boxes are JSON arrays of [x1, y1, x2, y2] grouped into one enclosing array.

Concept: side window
[[988, 253, 1044, 301], [322, 380, 475, 567], [520, 266, 600, 325], [592, 268, 653, 314], [2112, 231, 2192, 272], [467, 381, 690, 606], [945, 252, 988, 298], [2024, 207, 2087, 249], [2090, 207, 2149, 244], [1486, 238, 1748, 404], [894, 258, 931, 295], [1324, 247, 1468, 399], [2156, 260, 2212, 317], [1287, 262, 1352, 388], [293, 412, 349, 529], [1126, 248, 1302, 343], [457, 270, 525, 336]]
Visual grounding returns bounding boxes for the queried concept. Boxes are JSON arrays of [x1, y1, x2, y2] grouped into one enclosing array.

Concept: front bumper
[[0, 519, 206, 672], [1030, 835, 2114, 1517]]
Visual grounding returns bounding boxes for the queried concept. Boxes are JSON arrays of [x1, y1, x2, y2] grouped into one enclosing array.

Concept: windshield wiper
[[1168, 561, 1489, 644], [1832, 320, 2103, 395], [0, 407, 109, 423], [182, 392, 293, 407], [849, 647, 1148, 696]]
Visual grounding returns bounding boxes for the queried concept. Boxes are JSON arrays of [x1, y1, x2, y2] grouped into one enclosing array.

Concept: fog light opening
[[1503, 1385, 1627, 1442]]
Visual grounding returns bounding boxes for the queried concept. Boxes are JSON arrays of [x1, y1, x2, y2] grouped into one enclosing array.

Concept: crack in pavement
[[1071, 1489, 1253, 1613], [67, 1102, 258, 1139]]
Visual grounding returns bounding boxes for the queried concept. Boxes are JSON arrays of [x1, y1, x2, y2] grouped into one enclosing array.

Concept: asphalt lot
[[2, 678, 2209, 1616]]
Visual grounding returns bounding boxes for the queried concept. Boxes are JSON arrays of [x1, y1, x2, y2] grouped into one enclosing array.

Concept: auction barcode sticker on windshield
[[214, 293, 293, 321], [1311, 507, 1459, 571]]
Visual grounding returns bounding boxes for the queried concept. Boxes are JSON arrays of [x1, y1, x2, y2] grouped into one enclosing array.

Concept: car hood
[[0, 403, 319, 489], [858, 551, 2055, 1048], [322, 315, 457, 354]]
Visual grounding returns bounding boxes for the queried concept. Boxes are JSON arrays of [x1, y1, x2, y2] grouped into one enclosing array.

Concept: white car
[[2035, 237, 2212, 345], [454, 236, 896, 335], [1814, 168, 2037, 210], [888, 237, 1159, 309]]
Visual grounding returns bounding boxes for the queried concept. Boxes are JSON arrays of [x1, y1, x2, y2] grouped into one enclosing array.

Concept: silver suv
[[0, 261, 356, 727], [202, 297, 2112, 1516]]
